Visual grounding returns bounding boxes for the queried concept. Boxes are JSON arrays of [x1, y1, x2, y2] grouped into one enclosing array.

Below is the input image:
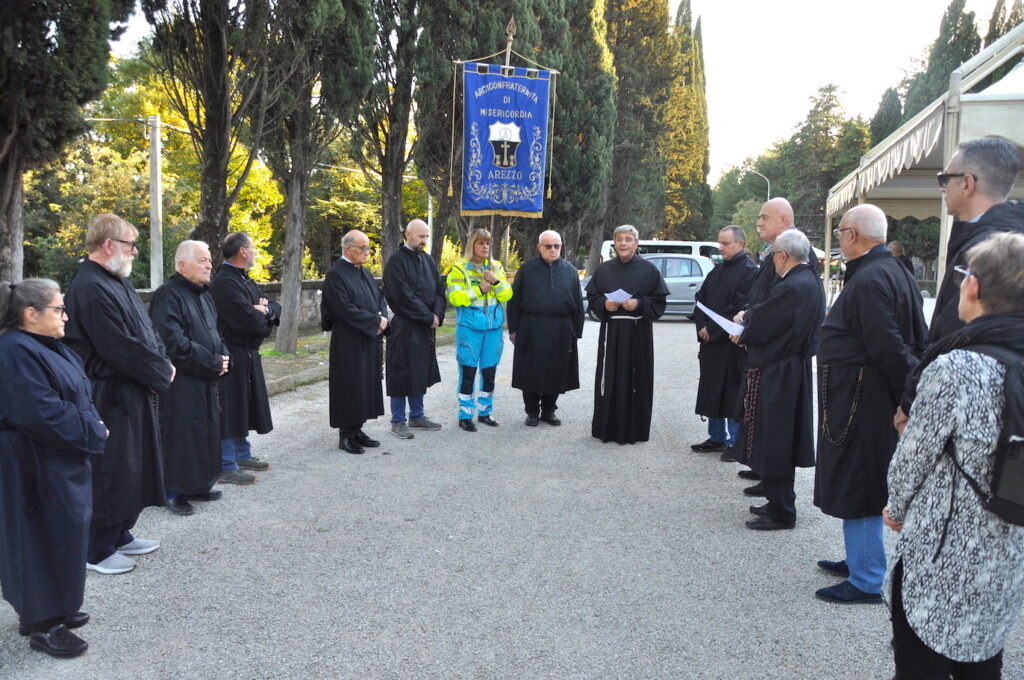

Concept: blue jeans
[[843, 515, 886, 594], [390, 395, 424, 423], [221, 436, 252, 472], [708, 418, 740, 447]]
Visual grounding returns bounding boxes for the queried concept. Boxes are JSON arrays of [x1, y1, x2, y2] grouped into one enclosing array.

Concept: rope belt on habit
[[600, 315, 641, 396]]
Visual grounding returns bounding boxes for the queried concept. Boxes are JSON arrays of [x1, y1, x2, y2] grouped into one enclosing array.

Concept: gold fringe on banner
[[461, 209, 544, 218]]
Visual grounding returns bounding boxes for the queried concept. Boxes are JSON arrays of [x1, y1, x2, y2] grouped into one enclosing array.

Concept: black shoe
[[540, 413, 561, 426], [338, 436, 365, 454], [817, 559, 850, 578], [20, 612, 89, 637], [742, 482, 767, 497], [737, 469, 761, 481], [720, 449, 739, 463], [354, 431, 380, 447], [690, 438, 727, 452], [749, 503, 769, 516], [184, 489, 223, 502], [167, 496, 196, 516], [525, 415, 540, 427], [458, 419, 478, 432], [745, 515, 795, 531], [477, 415, 499, 427], [29, 624, 88, 658]]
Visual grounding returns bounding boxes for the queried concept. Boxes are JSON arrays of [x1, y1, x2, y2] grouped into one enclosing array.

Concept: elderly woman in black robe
[[0, 279, 107, 658]]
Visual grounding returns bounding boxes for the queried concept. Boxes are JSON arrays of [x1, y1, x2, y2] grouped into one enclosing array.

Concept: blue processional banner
[[461, 62, 551, 218]]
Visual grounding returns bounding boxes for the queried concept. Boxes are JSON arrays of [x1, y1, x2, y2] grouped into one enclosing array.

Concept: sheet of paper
[[605, 288, 633, 304], [696, 301, 745, 336]]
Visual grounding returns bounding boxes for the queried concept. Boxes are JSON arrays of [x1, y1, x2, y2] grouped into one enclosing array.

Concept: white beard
[[105, 250, 133, 278]]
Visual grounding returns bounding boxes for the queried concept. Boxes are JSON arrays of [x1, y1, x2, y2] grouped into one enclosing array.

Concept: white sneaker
[[116, 537, 160, 556], [87, 553, 136, 575]]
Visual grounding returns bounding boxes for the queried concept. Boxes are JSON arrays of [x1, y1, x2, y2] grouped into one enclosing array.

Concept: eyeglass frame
[[540, 243, 562, 250], [347, 245, 372, 253], [36, 305, 68, 316], [936, 172, 972, 188], [832, 227, 853, 239], [110, 238, 139, 251]]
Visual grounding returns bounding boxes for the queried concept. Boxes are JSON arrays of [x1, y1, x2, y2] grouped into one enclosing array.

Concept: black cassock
[[586, 255, 669, 444], [814, 249, 927, 519], [64, 259, 171, 524], [737, 263, 823, 477], [693, 252, 757, 419], [0, 331, 106, 625], [150, 274, 228, 495], [322, 259, 388, 428], [382, 246, 447, 398], [507, 256, 584, 396], [210, 263, 280, 437]]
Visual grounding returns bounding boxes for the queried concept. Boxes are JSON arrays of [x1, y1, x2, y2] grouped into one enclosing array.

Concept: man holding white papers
[[585, 225, 669, 444], [691, 226, 758, 455]]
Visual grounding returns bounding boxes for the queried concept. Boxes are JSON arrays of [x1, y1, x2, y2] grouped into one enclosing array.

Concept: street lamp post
[[748, 170, 770, 202]]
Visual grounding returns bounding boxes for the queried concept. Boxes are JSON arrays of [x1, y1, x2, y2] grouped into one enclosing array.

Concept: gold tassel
[[447, 181, 453, 197]]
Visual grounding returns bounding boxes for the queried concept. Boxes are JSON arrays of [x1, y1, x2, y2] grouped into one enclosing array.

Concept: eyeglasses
[[37, 305, 68, 316], [349, 245, 371, 252], [111, 238, 139, 251], [953, 265, 973, 285], [832, 227, 853, 239], [540, 243, 562, 249], [771, 250, 786, 257], [936, 172, 970, 188]]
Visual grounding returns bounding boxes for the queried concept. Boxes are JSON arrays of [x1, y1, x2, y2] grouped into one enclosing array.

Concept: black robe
[[737, 263, 824, 477], [814, 249, 927, 519], [743, 238, 820, 309], [150, 274, 228, 495], [322, 259, 388, 428], [507, 256, 585, 396], [693, 251, 757, 419], [210, 263, 280, 437], [382, 246, 447, 398], [0, 331, 106, 624], [586, 255, 669, 444], [64, 259, 172, 524]]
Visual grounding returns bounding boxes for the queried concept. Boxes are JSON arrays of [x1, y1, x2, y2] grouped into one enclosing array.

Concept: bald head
[[404, 219, 429, 252], [757, 198, 794, 243], [537, 229, 563, 263], [838, 203, 887, 260]]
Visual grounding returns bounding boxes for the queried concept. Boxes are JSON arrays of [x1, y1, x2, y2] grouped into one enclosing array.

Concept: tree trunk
[[275, 150, 310, 354], [586, 220, 605, 275], [0, 162, 24, 282]]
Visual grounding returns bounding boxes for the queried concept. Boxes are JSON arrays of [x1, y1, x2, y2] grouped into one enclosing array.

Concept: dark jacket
[[507, 256, 584, 395], [322, 259, 388, 427], [150, 274, 228, 494], [382, 246, 447, 398], [210, 263, 279, 437], [64, 259, 171, 524], [0, 330, 106, 623], [814, 248, 927, 518]]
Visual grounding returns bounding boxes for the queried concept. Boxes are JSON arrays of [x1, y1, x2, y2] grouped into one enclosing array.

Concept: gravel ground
[[2, 309, 1020, 680]]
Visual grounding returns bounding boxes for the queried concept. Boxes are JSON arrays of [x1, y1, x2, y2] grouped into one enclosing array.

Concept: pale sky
[[683, 0, 1000, 184]]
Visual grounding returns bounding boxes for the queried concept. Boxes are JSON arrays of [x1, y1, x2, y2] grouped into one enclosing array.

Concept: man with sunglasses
[[897, 136, 1023, 434], [64, 213, 173, 574], [507, 230, 585, 426]]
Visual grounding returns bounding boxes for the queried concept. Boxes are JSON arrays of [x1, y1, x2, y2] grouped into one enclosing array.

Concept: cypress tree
[[0, 0, 134, 281], [869, 87, 903, 145], [903, 0, 981, 121]]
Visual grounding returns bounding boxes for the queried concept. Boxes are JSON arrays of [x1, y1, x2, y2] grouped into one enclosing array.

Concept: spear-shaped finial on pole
[[504, 16, 516, 67]]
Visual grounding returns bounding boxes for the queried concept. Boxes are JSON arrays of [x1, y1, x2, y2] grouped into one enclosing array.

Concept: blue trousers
[[221, 436, 253, 472], [843, 515, 886, 593], [391, 395, 424, 423], [708, 418, 740, 447]]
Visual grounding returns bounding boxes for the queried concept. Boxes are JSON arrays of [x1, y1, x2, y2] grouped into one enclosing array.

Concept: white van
[[600, 239, 721, 263]]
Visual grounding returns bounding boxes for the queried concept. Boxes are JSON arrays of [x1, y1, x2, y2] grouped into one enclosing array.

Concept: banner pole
[[504, 16, 516, 67]]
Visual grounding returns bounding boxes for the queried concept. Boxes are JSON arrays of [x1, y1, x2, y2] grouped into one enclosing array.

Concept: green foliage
[[981, 0, 1023, 84], [902, 0, 981, 121], [730, 198, 763, 255], [604, 0, 676, 236], [869, 88, 903, 145], [890, 216, 940, 262], [663, 8, 712, 240]]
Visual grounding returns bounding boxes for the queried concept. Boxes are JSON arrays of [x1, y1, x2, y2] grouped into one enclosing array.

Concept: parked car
[[582, 253, 714, 321]]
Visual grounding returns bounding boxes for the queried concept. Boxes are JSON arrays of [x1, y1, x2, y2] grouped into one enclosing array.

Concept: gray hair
[[0, 278, 61, 332], [843, 204, 887, 242], [613, 224, 639, 240], [341, 231, 361, 248], [956, 136, 1022, 201], [720, 226, 746, 244], [775, 229, 810, 262], [966, 231, 1024, 314], [174, 239, 209, 263]]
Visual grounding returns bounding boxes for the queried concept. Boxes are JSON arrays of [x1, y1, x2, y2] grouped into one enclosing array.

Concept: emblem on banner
[[488, 122, 521, 168]]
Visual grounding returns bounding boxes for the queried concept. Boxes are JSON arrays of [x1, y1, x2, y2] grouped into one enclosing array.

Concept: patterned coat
[[885, 349, 1024, 662]]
